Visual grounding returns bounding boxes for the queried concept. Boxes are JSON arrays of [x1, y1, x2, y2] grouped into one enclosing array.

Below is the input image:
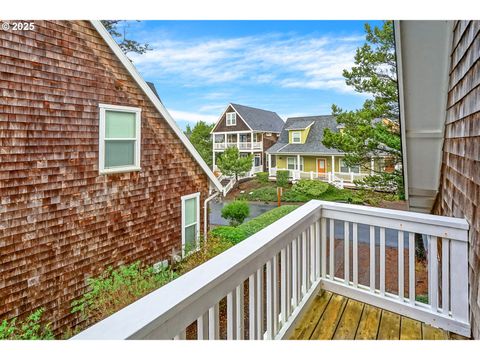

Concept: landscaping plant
[[0, 308, 54, 340], [276, 170, 289, 187], [221, 200, 250, 226], [255, 171, 269, 184]]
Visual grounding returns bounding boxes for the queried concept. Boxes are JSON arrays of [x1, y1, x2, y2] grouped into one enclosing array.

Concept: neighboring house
[[266, 115, 391, 187], [73, 20, 475, 341], [211, 103, 284, 176], [0, 21, 222, 333], [396, 20, 480, 339]]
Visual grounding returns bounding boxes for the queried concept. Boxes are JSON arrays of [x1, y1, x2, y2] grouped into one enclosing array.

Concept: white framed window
[[340, 158, 360, 173], [181, 192, 200, 257], [291, 131, 301, 144], [226, 112, 237, 126], [99, 104, 141, 174], [287, 157, 296, 170]]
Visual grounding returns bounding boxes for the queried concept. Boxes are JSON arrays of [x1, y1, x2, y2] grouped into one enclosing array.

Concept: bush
[[71, 261, 177, 329], [276, 170, 289, 187], [291, 180, 329, 197], [221, 200, 250, 226], [245, 186, 278, 202], [255, 172, 269, 183], [238, 205, 299, 238], [0, 308, 54, 340], [209, 226, 247, 244]]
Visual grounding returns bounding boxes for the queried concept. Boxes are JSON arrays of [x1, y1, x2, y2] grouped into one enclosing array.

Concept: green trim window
[[291, 131, 301, 144], [226, 112, 236, 126], [181, 192, 200, 257], [99, 104, 141, 174]]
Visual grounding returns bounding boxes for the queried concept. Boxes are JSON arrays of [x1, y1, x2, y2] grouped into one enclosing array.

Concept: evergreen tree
[[184, 121, 214, 167], [216, 147, 253, 185], [322, 21, 404, 196], [101, 20, 152, 55]]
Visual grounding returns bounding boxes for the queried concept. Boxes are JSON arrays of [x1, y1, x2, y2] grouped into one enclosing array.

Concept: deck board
[[290, 290, 467, 340]]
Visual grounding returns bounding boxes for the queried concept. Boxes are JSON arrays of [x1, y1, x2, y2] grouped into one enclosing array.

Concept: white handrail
[[73, 201, 470, 339]]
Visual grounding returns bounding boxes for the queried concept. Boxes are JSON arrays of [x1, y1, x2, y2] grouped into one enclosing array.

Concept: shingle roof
[[230, 103, 285, 132], [267, 115, 343, 154], [283, 119, 314, 130]]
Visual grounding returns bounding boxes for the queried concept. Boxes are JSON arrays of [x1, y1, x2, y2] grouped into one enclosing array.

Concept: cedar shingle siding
[[433, 20, 480, 339], [0, 21, 210, 333]]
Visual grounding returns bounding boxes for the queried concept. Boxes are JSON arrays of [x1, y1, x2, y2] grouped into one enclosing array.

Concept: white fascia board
[[90, 21, 222, 192]]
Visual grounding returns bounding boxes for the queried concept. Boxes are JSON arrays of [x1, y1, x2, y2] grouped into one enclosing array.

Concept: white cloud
[[169, 109, 218, 124], [130, 32, 364, 93]]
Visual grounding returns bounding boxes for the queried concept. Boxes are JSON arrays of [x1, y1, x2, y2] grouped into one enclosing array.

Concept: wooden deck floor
[[289, 291, 468, 340]]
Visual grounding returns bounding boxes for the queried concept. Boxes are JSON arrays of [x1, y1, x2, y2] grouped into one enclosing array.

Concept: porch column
[[224, 134, 227, 149], [370, 158, 375, 175], [268, 153, 271, 172], [251, 131, 254, 150], [331, 155, 335, 178], [297, 154, 301, 180], [237, 133, 240, 150]]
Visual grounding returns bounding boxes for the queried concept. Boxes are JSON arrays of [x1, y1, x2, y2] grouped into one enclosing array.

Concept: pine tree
[[322, 20, 404, 197], [101, 20, 152, 55], [184, 121, 214, 167], [216, 147, 253, 185]]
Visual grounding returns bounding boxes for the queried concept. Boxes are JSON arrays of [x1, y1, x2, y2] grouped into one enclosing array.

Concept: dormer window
[[291, 131, 301, 144], [226, 112, 236, 126]]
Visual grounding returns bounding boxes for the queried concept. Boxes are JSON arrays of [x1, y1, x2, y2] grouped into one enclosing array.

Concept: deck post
[[331, 155, 335, 178], [268, 153, 271, 172]]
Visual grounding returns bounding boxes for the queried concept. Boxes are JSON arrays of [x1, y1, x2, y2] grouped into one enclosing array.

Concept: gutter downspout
[[204, 191, 220, 242]]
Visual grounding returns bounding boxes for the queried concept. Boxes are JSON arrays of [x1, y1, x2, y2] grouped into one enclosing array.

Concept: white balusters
[[441, 238, 450, 316], [292, 238, 298, 308], [380, 227, 386, 295], [369, 225, 375, 292], [321, 218, 327, 278], [301, 231, 307, 295], [428, 235, 438, 312], [256, 268, 263, 339], [344, 221, 349, 285], [248, 274, 256, 340], [450, 238, 469, 323], [315, 220, 321, 279], [266, 259, 274, 339], [398, 231, 404, 300], [329, 219, 334, 279], [280, 248, 287, 326], [353, 223, 358, 288], [208, 304, 219, 340], [408, 233, 415, 305], [197, 312, 209, 340]]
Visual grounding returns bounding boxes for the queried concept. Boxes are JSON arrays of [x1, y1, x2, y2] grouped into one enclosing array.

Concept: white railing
[[252, 141, 262, 150], [238, 142, 251, 150], [214, 143, 225, 150], [252, 165, 263, 174], [73, 201, 470, 339], [335, 172, 368, 183]]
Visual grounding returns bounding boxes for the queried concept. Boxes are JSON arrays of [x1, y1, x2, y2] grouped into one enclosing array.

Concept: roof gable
[[90, 21, 222, 192], [230, 103, 285, 132]]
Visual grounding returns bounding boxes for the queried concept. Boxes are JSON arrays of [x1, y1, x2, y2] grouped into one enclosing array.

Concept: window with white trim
[[99, 104, 141, 174], [340, 158, 360, 173], [181, 192, 200, 257], [287, 157, 296, 170], [226, 112, 237, 126], [291, 131, 301, 144]]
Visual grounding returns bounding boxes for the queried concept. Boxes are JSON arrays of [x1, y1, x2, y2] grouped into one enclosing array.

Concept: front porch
[[267, 154, 380, 187], [73, 201, 470, 340]]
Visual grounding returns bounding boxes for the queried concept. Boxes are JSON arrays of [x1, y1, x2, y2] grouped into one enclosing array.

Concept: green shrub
[[209, 226, 247, 244], [71, 261, 177, 329], [291, 180, 329, 198], [255, 172, 269, 184], [281, 189, 310, 202], [221, 200, 250, 226], [238, 205, 299, 238], [246, 186, 278, 202], [0, 308, 54, 340], [276, 170, 289, 187]]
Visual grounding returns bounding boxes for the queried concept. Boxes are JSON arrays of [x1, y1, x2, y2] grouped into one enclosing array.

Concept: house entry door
[[317, 158, 326, 173]]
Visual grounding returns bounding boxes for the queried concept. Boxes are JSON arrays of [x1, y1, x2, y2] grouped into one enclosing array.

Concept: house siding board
[[433, 20, 480, 339], [212, 106, 250, 132], [0, 21, 209, 334]]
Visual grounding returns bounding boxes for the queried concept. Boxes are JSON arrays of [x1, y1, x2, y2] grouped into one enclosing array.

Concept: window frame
[[291, 131, 302, 144], [99, 103, 142, 174], [340, 158, 360, 174], [226, 112, 237, 126], [287, 157, 296, 170], [181, 192, 201, 257]]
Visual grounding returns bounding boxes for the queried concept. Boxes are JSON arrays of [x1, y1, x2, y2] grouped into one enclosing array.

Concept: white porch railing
[[222, 178, 235, 196], [72, 201, 469, 340], [215, 142, 262, 151], [214, 143, 225, 150], [252, 141, 262, 150]]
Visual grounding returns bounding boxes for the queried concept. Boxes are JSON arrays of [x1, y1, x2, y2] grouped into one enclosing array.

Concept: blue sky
[[122, 20, 383, 130]]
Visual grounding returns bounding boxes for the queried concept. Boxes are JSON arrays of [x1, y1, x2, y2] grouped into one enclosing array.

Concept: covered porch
[[73, 201, 470, 340], [267, 154, 381, 187]]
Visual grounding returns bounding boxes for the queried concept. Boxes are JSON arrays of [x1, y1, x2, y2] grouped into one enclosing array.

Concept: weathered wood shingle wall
[[433, 20, 480, 339], [0, 21, 210, 333]]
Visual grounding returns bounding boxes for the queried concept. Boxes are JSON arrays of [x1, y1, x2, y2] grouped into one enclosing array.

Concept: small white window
[[291, 131, 301, 144], [181, 192, 200, 257], [99, 104, 141, 174], [226, 112, 237, 126], [287, 157, 296, 170]]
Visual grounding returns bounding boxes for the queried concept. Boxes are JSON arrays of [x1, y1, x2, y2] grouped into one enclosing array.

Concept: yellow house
[[266, 115, 388, 186]]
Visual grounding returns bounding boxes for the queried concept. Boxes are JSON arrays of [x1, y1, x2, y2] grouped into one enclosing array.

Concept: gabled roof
[[229, 103, 285, 132], [267, 115, 342, 155], [90, 21, 222, 192]]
